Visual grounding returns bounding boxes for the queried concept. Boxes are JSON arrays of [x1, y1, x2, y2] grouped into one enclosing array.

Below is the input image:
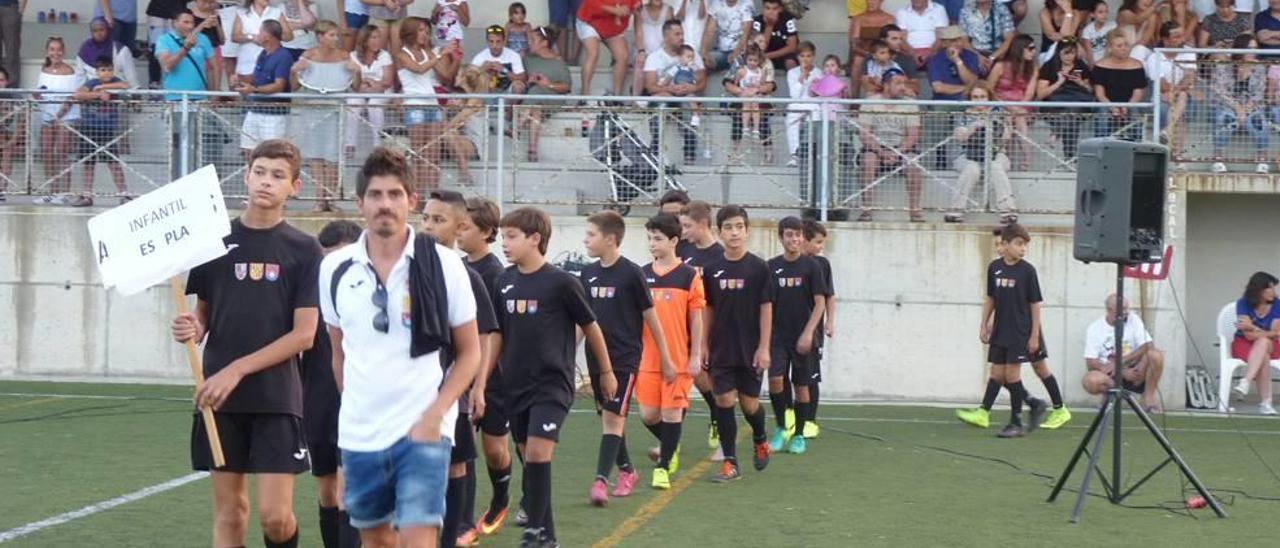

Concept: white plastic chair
[[1215, 302, 1280, 412]]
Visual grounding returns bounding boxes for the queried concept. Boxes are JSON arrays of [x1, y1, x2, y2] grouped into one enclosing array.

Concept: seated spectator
[[880, 24, 921, 81], [1081, 1, 1115, 63], [944, 84, 1017, 224], [472, 25, 528, 94], [518, 26, 572, 162], [1163, 0, 1199, 46], [723, 31, 778, 163], [1035, 38, 1093, 161], [1210, 34, 1268, 174], [644, 19, 705, 163], [236, 19, 293, 161], [78, 17, 140, 89], [1230, 271, 1280, 415], [346, 25, 394, 158], [433, 0, 470, 52], [1039, 0, 1081, 60], [704, 0, 755, 71], [72, 57, 131, 207], [753, 0, 800, 71], [443, 66, 489, 186], [632, 0, 674, 97], [1199, 0, 1250, 48], [858, 69, 923, 222], [785, 41, 823, 167], [985, 34, 1038, 169], [1082, 294, 1166, 412], [848, 0, 896, 94], [1144, 21, 1196, 146], [926, 26, 981, 101], [861, 40, 902, 96], [657, 44, 706, 124], [895, 0, 948, 67], [960, 0, 1015, 62], [1091, 28, 1148, 140], [577, 0, 638, 97], [1117, 0, 1161, 47], [1257, 0, 1280, 50]]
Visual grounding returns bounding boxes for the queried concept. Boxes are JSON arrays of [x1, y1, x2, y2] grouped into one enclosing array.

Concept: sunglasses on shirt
[[371, 283, 390, 333]]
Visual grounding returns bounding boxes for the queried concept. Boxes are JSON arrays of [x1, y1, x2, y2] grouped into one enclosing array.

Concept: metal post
[[494, 97, 506, 211], [23, 99, 33, 193], [818, 112, 830, 222], [657, 104, 667, 196], [1151, 72, 1162, 143], [982, 111, 994, 213], [1112, 266, 1124, 502], [336, 101, 346, 200], [179, 94, 190, 177]]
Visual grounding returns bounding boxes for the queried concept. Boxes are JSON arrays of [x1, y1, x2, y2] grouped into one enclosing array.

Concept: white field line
[[0, 473, 208, 543]]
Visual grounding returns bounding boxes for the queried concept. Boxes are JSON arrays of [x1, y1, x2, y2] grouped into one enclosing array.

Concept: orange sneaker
[[456, 527, 480, 547], [710, 461, 741, 483], [753, 441, 771, 471], [478, 507, 507, 536]]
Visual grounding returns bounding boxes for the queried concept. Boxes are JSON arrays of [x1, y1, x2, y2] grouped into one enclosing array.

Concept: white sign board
[[87, 165, 232, 296]]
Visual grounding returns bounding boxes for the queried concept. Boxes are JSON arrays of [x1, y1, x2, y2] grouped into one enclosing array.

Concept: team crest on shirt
[[401, 294, 412, 327], [234, 263, 247, 280], [249, 263, 264, 281], [997, 278, 1017, 288], [516, 300, 527, 314], [264, 264, 280, 282], [506, 299, 516, 313], [606, 287, 616, 298], [527, 300, 538, 313], [719, 279, 727, 289]]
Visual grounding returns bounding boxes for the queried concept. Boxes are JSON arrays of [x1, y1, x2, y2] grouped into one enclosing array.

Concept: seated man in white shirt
[[1143, 21, 1196, 143], [1082, 294, 1165, 411], [471, 25, 528, 94], [895, 0, 948, 67]]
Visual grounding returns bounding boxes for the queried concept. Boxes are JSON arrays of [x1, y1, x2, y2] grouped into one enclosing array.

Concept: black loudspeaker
[[1072, 139, 1167, 264]]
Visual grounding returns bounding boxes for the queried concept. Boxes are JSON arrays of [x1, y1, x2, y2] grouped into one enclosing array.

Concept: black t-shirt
[[752, 12, 799, 69], [492, 263, 596, 411], [675, 240, 695, 261], [987, 258, 1043, 348], [467, 252, 504, 293], [581, 257, 653, 374], [186, 219, 322, 417], [300, 321, 338, 444], [1091, 66, 1149, 104], [813, 254, 834, 348], [768, 254, 828, 343], [469, 267, 499, 335], [192, 13, 225, 48], [703, 252, 772, 368], [679, 241, 725, 277]]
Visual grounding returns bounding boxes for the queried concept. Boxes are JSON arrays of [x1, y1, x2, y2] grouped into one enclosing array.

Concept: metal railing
[[0, 89, 1156, 218]]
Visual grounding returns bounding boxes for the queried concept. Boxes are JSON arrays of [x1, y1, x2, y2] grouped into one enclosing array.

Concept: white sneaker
[[1212, 162, 1228, 173], [1233, 378, 1251, 401], [1258, 162, 1271, 174], [786, 154, 798, 167], [1260, 402, 1278, 416], [689, 114, 701, 127]]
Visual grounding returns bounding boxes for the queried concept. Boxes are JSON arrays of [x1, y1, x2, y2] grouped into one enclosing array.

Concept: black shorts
[[477, 385, 510, 437], [987, 339, 1049, 365], [510, 401, 570, 444], [591, 369, 636, 417], [450, 412, 477, 464], [310, 441, 340, 477], [76, 124, 123, 162], [709, 365, 764, 397], [768, 342, 817, 385], [191, 412, 310, 474], [303, 394, 339, 455]]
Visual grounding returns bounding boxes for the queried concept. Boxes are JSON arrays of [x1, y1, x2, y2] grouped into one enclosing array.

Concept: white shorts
[[241, 111, 287, 149], [575, 19, 600, 41]]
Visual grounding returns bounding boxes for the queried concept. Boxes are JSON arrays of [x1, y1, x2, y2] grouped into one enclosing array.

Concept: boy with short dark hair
[[802, 219, 835, 438], [71, 56, 130, 207], [766, 216, 827, 455], [423, 189, 502, 548], [703, 205, 774, 482], [956, 223, 1050, 438], [676, 199, 727, 458], [581, 210, 676, 506], [305, 219, 362, 548], [658, 189, 691, 216], [492, 206, 617, 547], [171, 139, 322, 548], [637, 212, 706, 489]]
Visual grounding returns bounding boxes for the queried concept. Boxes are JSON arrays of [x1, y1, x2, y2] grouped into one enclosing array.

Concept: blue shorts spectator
[[549, 0, 582, 28], [342, 436, 451, 529]]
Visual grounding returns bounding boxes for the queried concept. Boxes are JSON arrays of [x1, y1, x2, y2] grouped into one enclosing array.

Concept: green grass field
[[2, 380, 1279, 547]]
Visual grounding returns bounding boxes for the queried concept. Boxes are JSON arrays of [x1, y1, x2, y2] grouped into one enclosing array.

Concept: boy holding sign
[[171, 140, 323, 548]]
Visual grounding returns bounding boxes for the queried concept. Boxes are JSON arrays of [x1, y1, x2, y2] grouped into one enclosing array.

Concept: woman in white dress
[[231, 0, 294, 85], [34, 37, 82, 204], [291, 20, 357, 211], [345, 25, 394, 156]]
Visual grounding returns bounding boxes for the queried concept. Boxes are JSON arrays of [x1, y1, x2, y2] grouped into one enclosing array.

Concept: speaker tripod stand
[[1046, 264, 1226, 522]]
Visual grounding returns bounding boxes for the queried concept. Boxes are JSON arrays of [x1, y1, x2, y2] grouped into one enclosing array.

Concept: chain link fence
[[0, 90, 1158, 217]]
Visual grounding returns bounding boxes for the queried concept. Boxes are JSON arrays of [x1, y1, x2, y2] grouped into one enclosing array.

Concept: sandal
[[69, 195, 94, 208]]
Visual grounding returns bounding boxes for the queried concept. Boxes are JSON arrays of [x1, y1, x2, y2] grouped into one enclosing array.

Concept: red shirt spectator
[[578, 0, 643, 39]]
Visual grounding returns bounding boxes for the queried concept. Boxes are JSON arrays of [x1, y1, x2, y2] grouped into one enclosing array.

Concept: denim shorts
[[342, 436, 451, 529], [404, 107, 444, 126], [344, 12, 370, 30]]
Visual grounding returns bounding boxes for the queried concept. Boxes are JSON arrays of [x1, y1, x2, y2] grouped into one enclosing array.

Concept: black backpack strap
[[329, 258, 356, 319]]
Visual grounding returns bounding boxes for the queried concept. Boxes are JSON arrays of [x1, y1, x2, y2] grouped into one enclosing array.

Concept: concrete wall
[[0, 207, 1188, 406]]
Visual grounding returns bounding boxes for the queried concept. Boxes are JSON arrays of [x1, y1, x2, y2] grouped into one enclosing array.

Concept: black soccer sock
[[595, 434, 623, 481], [769, 391, 788, 429], [487, 464, 512, 515], [263, 526, 299, 548], [544, 499, 556, 540], [793, 401, 808, 438], [644, 420, 662, 441], [524, 462, 552, 532], [1006, 381, 1028, 424], [701, 390, 718, 426], [745, 406, 768, 444], [318, 505, 339, 548], [1041, 374, 1064, 408], [782, 376, 794, 409], [616, 435, 633, 473], [442, 476, 466, 548], [658, 421, 682, 469], [980, 378, 1002, 411], [462, 460, 477, 530], [715, 405, 738, 463], [809, 383, 820, 422], [337, 510, 360, 548]]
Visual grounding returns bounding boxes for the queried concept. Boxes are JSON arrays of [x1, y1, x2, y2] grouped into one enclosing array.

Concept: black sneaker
[[997, 422, 1025, 438], [520, 529, 542, 548], [1026, 398, 1048, 433]]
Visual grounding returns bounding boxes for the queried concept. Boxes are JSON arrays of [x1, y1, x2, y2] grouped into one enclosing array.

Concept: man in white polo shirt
[[319, 146, 481, 548], [1082, 293, 1165, 411], [895, 0, 948, 67]]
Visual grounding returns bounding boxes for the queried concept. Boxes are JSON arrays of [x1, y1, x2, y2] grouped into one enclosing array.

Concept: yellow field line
[[593, 431, 748, 548], [0, 396, 64, 413]]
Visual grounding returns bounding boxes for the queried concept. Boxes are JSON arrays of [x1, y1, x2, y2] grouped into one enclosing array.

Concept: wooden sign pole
[[170, 276, 226, 468]]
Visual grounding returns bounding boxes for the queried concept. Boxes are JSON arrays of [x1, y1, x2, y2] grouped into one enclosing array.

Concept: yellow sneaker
[[802, 421, 820, 439], [651, 467, 671, 490], [784, 407, 796, 436], [955, 407, 990, 428], [1040, 406, 1072, 430]]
